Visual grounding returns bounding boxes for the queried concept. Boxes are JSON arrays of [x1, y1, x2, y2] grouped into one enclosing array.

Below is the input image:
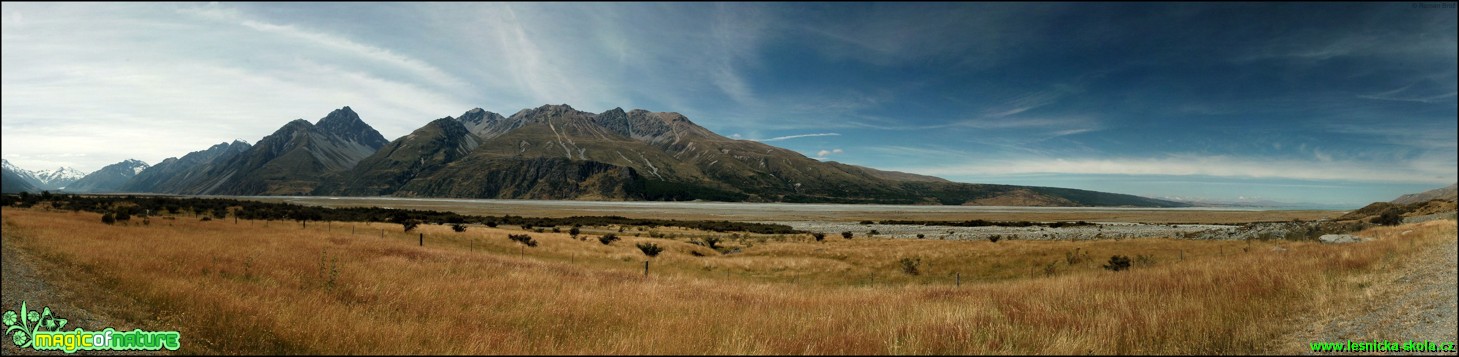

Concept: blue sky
[[2, 3, 1454, 207]]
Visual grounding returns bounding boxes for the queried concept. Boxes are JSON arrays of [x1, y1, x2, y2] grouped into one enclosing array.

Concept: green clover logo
[[4, 302, 65, 349]]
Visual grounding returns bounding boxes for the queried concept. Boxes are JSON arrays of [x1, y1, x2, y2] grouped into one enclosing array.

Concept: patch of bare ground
[[1279, 220, 1458, 355]]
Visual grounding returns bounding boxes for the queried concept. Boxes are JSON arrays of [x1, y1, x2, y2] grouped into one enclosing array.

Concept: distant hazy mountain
[[66, 159, 150, 193], [306, 104, 1185, 207], [2, 160, 40, 193], [1391, 183, 1458, 205], [150, 107, 389, 195]]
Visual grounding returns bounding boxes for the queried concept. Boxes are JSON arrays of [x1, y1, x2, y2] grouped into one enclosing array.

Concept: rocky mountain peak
[[312, 107, 388, 149]]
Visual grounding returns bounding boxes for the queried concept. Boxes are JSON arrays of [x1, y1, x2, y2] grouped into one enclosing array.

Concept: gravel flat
[[1284, 226, 1458, 355], [767, 221, 1236, 240]]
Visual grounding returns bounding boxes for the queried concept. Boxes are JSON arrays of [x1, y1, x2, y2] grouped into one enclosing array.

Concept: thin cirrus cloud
[[898, 156, 1456, 185], [1, 3, 1453, 206], [815, 148, 844, 159], [753, 133, 841, 142]]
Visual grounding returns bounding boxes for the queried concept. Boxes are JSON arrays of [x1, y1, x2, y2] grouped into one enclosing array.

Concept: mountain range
[[2, 159, 86, 190], [2, 105, 1189, 207], [1390, 183, 1458, 205]]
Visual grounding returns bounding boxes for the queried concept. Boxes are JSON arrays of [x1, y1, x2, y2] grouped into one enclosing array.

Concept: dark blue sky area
[[2, 2, 1454, 206]]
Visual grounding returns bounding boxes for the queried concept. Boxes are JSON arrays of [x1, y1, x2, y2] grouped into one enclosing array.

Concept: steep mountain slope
[[174, 107, 389, 195], [316, 117, 480, 196], [2, 160, 45, 189], [122, 140, 252, 193], [314, 104, 1184, 207], [1392, 183, 1458, 205], [65, 159, 150, 193], [1, 161, 39, 193]]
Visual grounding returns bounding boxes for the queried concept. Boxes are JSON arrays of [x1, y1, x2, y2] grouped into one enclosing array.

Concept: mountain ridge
[[1391, 183, 1458, 205], [112, 105, 1186, 207]]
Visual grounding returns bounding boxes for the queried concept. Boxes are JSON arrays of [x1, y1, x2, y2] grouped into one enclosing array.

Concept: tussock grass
[[1, 207, 1451, 354]]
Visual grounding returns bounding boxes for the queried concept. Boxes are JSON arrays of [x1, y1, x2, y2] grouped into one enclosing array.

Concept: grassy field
[[1, 207, 1452, 354]]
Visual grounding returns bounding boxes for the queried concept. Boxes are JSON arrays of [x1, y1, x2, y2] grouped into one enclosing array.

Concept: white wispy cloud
[[0, 3, 473, 171], [892, 155, 1457, 185], [815, 148, 844, 158], [1357, 82, 1458, 104], [180, 5, 469, 91], [754, 133, 841, 142]]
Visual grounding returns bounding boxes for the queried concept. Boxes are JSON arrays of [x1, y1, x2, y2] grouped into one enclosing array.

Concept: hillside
[[64, 159, 149, 193], [1, 164, 38, 193], [314, 104, 1184, 207], [1391, 183, 1458, 205], [122, 104, 1185, 207]]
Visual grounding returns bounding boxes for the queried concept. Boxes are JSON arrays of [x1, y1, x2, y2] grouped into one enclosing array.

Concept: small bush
[[916, 233, 925, 239], [508, 234, 538, 247], [484, 220, 498, 228], [101, 213, 115, 225], [1371, 209, 1403, 226], [1103, 255, 1132, 271], [988, 234, 1001, 243], [700, 236, 721, 250], [451, 224, 467, 232], [868, 229, 879, 236], [636, 242, 663, 257], [841, 231, 853, 239], [598, 233, 620, 245], [115, 211, 131, 222], [860, 220, 874, 225], [1135, 254, 1157, 266], [812, 232, 826, 242], [402, 220, 420, 232], [569, 226, 581, 239], [899, 257, 921, 275], [1065, 248, 1089, 265], [200, 216, 212, 221]]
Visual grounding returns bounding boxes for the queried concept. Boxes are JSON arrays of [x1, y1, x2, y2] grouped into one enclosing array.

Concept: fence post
[[419, 233, 423, 246], [956, 272, 960, 287], [644, 261, 650, 278]]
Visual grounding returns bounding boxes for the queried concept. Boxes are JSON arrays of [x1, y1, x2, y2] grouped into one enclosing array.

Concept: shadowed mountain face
[[315, 118, 481, 196], [65, 159, 150, 193], [308, 104, 1184, 207], [119, 104, 1183, 207], [2, 160, 39, 193], [143, 107, 390, 195], [123, 140, 252, 193]]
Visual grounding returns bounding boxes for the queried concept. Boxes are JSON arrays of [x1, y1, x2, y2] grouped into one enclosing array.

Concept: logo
[[4, 301, 180, 353]]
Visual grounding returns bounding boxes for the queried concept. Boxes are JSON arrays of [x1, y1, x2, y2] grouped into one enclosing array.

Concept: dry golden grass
[[1, 207, 1451, 354]]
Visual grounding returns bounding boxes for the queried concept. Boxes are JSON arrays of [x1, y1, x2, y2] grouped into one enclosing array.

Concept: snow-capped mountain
[[32, 166, 87, 189], [1, 160, 88, 190], [2, 159, 44, 188], [66, 159, 150, 193]]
